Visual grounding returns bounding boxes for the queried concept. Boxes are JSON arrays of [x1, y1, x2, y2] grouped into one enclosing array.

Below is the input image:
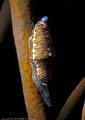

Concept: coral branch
[[9, 0, 46, 120], [57, 77, 85, 120], [0, 0, 11, 43], [81, 102, 85, 120]]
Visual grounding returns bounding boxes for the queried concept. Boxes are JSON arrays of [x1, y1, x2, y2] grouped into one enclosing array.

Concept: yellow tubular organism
[[9, 0, 46, 120], [81, 102, 85, 120]]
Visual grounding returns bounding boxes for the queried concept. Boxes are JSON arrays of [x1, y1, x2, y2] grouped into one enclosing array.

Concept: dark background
[[0, 0, 85, 119]]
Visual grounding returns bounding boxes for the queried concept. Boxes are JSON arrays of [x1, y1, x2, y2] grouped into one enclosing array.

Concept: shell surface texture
[[29, 16, 54, 107]]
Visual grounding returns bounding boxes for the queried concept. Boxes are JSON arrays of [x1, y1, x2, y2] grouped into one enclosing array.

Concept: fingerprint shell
[[29, 16, 54, 107]]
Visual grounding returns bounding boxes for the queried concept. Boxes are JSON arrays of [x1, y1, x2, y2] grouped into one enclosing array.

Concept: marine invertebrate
[[82, 102, 85, 120], [29, 16, 55, 107], [9, 0, 46, 119], [57, 77, 85, 120]]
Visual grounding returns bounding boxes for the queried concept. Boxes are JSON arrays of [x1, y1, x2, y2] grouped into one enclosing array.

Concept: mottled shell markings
[[29, 16, 53, 107]]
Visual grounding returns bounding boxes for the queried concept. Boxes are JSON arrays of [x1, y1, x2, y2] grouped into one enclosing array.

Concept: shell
[[29, 16, 54, 107]]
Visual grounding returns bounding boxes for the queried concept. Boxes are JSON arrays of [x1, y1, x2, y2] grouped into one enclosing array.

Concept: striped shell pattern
[[29, 16, 54, 107]]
